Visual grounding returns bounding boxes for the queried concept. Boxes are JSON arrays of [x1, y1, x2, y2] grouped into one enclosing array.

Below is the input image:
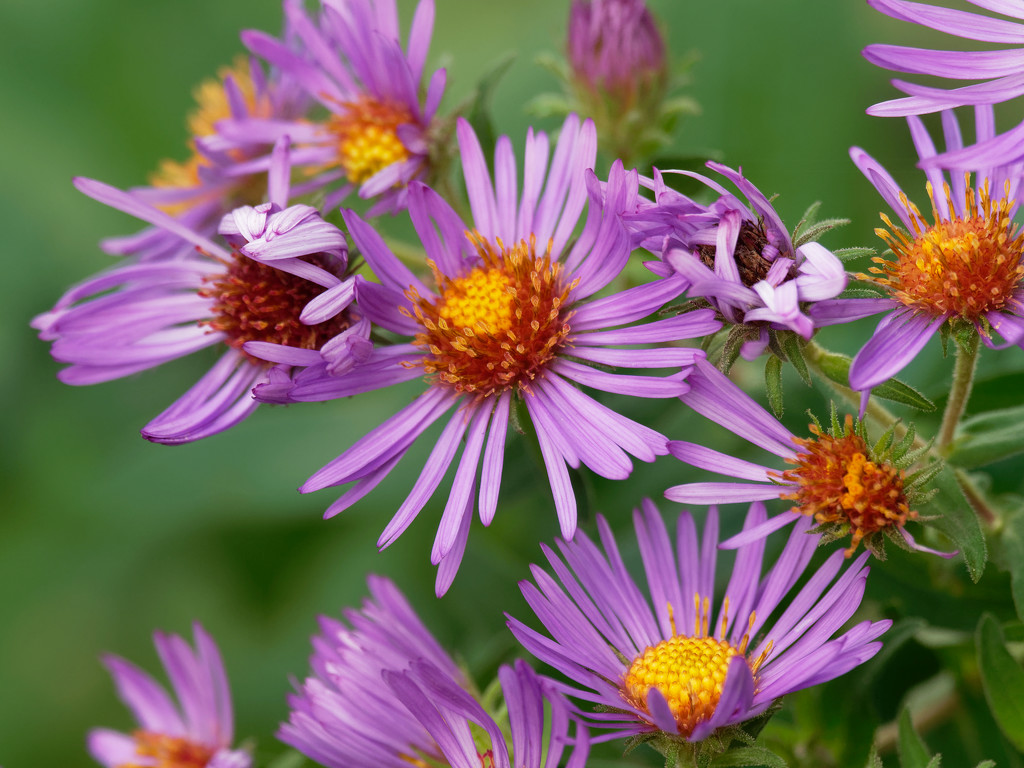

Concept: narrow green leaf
[[974, 761, 997, 768], [811, 350, 935, 411], [708, 746, 788, 768], [947, 403, 1024, 468], [924, 757, 942, 768], [865, 748, 884, 768], [464, 53, 517, 167], [1001, 512, 1024, 623], [791, 200, 822, 242], [975, 614, 1024, 751], [897, 708, 932, 768], [923, 466, 987, 582], [833, 246, 876, 262], [779, 332, 811, 386], [765, 355, 784, 418]]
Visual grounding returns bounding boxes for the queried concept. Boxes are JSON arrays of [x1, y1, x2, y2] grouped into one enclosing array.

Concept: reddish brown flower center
[[116, 730, 213, 768], [696, 219, 793, 287], [406, 231, 575, 398], [328, 96, 413, 184], [866, 179, 1024, 321], [775, 416, 913, 555], [200, 254, 350, 362]]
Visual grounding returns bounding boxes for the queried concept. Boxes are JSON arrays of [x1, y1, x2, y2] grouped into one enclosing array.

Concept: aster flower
[[32, 138, 360, 444], [666, 357, 953, 558], [261, 114, 721, 593], [863, 0, 1024, 168], [88, 623, 250, 768], [281, 575, 588, 768], [507, 498, 890, 751], [809, 109, 1024, 407], [228, 0, 446, 215], [634, 162, 848, 361], [105, 56, 310, 262]]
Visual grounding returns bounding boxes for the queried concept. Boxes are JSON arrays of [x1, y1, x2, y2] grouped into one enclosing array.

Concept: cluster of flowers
[[35, 0, 1024, 765]]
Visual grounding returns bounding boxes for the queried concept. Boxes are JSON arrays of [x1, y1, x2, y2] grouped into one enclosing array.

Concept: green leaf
[[779, 332, 811, 386], [1001, 511, 1024, 623], [865, 749, 884, 768], [897, 708, 932, 768], [922, 466, 987, 582], [265, 750, 310, 768], [833, 246, 876, 262], [975, 614, 1024, 751], [708, 745, 788, 768], [811, 350, 935, 411], [947, 403, 1024, 468], [463, 53, 517, 168], [765, 355, 784, 418]]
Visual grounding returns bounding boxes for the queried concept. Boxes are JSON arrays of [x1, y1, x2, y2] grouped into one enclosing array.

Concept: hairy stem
[[936, 331, 980, 455]]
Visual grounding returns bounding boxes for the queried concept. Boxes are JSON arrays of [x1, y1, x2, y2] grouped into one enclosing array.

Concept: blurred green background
[[3, 0, 1024, 766]]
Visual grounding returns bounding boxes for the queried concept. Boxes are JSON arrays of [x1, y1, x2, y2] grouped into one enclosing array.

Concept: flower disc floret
[[408, 231, 575, 397], [867, 180, 1024, 321], [116, 731, 213, 768], [777, 416, 913, 555], [330, 96, 413, 184]]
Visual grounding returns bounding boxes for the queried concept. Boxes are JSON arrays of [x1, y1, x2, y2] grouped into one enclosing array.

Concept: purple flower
[[229, 0, 446, 215], [280, 575, 588, 768], [33, 139, 359, 444], [260, 114, 721, 594], [810, 109, 1024, 407], [863, 0, 1024, 168], [88, 623, 250, 768], [567, 0, 666, 105], [507, 499, 890, 743], [666, 357, 956, 558], [634, 162, 847, 360]]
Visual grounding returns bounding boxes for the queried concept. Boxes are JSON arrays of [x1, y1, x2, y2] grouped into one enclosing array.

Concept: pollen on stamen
[[775, 415, 914, 555], [621, 595, 762, 738], [408, 231, 575, 398], [862, 176, 1024, 321], [329, 96, 413, 184]]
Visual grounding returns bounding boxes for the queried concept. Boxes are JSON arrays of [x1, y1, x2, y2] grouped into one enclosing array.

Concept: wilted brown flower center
[[867, 179, 1024, 321], [116, 730, 213, 768], [776, 416, 913, 555], [201, 254, 350, 361], [329, 96, 412, 184], [407, 231, 574, 398], [696, 219, 793, 287]]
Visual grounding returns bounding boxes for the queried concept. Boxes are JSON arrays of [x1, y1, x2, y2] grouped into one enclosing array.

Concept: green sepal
[[765, 355, 784, 418], [791, 200, 822, 243], [792, 217, 851, 248], [904, 460, 944, 493], [939, 320, 951, 357], [812, 349, 936, 411], [951, 317, 979, 354], [976, 614, 1024, 751], [920, 466, 987, 582], [833, 246, 876, 262], [708, 746, 788, 768], [779, 331, 811, 386], [716, 325, 750, 374], [897, 707, 932, 768], [946, 403, 1024, 468]]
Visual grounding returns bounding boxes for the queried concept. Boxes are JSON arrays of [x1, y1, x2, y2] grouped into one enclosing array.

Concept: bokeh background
[[3, 1, 1024, 766]]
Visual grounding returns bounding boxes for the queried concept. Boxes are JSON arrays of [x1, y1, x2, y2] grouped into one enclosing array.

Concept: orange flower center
[[329, 96, 413, 184], [116, 730, 213, 768], [200, 254, 350, 362], [776, 416, 913, 555], [865, 178, 1024, 321], [621, 598, 768, 738], [406, 231, 575, 398]]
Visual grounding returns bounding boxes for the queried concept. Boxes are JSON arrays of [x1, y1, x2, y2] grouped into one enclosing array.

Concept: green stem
[[936, 330, 980, 455], [954, 467, 999, 528]]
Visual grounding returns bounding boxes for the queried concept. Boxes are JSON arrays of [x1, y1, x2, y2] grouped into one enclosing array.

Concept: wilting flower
[[863, 0, 1024, 168], [261, 114, 720, 593], [280, 575, 588, 768], [33, 139, 359, 444], [105, 56, 309, 262], [635, 162, 847, 360], [88, 623, 250, 768], [507, 499, 890, 745], [231, 0, 446, 214], [666, 357, 954, 558], [810, 109, 1024, 406]]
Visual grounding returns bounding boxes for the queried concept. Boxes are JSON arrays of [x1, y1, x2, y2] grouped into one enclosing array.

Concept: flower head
[[233, 0, 446, 214], [507, 499, 890, 745], [33, 139, 359, 444], [809, 110, 1024, 405], [635, 162, 847, 360], [863, 0, 1024, 168], [280, 575, 588, 768], [88, 623, 250, 768], [666, 357, 954, 558], [258, 115, 720, 593]]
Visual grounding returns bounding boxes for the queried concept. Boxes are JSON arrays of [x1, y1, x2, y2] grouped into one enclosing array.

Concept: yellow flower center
[[621, 598, 767, 738], [776, 415, 913, 555], [329, 96, 412, 184], [406, 231, 575, 398], [865, 177, 1024, 321], [116, 730, 213, 768]]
